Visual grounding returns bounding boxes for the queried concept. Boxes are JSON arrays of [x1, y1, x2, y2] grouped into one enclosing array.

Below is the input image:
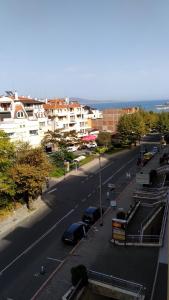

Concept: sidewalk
[[32, 176, 155, 300], [31, 148, 167, 300]]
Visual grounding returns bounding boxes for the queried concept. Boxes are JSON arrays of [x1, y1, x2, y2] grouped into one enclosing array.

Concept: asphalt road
[[0, 135, 160, 299]]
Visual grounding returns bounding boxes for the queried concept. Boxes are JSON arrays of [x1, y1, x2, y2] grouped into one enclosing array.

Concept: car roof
[[65, 222, 86, 233], [84, 206, 98, 213]]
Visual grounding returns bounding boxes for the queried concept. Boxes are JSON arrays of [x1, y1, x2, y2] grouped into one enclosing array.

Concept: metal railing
[[126, 234, 160, 244], [62, 279, 83, 300], [159, 198, 169, 245], [140, 203, 162, 230], [88, 269, 145, 297]]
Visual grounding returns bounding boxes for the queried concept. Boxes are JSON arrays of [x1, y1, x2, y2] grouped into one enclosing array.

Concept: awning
[[81, 135, 97, 141]]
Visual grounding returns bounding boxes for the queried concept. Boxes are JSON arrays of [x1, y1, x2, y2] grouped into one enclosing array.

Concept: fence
[[88, 269, 145, 298]]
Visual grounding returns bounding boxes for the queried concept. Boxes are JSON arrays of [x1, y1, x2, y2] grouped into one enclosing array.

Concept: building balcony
[[24, 106, 34, 111], [0, 107, 11, 112]]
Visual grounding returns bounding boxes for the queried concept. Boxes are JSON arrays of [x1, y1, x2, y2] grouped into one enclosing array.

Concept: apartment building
[[0, 92, 102, 145], [0, 92, 48, 146], [43, 98, 92, 137], [91, 107, 138, 133]]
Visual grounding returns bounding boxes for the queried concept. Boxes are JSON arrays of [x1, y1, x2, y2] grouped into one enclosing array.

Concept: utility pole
[[99, 154, 103, 226]]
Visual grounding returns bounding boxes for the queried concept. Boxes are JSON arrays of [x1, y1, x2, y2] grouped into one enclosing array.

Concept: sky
[[0, 0, 169, 101]]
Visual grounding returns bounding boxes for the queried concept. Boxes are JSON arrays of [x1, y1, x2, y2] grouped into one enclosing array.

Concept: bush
[[71, 264, 88, 287]]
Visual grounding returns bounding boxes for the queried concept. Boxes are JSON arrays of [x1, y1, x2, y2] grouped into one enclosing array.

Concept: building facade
[[43, 98, 95, 137], [91, 107, 138, 133], [0, 92, 48, 146]]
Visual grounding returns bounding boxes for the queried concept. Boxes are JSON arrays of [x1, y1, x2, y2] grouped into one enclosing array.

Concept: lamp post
[[98, 153, 103, 226]]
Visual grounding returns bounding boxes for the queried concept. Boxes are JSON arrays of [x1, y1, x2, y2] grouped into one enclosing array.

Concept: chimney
[[14, 91, 18, 100], [65, 97, 69, 104]]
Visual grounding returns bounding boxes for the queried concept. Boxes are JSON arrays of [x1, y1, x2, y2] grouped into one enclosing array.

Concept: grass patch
[[79, 155, 95, 166], [50, 167, 65, 177]]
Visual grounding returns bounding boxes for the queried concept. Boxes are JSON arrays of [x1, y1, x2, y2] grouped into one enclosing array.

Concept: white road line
[[47, 257, 63, 263], [0, 209, 74, 275], [81, 198, 86, 202], [74, 204, 79, 209], [94, 160, 115, 175], [47, 188, 58, 194], [88, 193, 92, 198], [103, 157, 136, 186]]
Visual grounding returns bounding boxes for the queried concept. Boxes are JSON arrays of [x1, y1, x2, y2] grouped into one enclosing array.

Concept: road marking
[[81, 198, 86, 202], [103, 157, 136, 186], [94, 160, 115, 175], [47, 187, 58, 194], [47, 257, 63, 263], [74, 204, 79, 209], [0, 209, 74, 275], [88, 193, 92, 198]]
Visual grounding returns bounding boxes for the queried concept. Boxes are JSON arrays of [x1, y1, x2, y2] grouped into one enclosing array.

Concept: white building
[[0, 92, 102, 146], [0, 92, 48, 146], [43, 98, 91, 137]]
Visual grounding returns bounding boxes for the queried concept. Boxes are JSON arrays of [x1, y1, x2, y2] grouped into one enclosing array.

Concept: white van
[[73, 155, 86, 162]]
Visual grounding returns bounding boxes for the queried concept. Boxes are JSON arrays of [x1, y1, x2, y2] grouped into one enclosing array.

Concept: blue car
[[82, 206, 103, 225], [62, 222, 89, 245]]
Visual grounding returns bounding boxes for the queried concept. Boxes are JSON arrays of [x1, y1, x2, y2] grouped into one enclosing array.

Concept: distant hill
[[70, 97, 104, 105]]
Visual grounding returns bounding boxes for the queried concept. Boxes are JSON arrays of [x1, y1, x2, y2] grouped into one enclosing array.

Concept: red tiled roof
[[43, 103, 81, 110]]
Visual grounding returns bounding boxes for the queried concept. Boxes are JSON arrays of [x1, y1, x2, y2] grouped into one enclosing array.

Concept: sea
[[89, 99, 168, 112]]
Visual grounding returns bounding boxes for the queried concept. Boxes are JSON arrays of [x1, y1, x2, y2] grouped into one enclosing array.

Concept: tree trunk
[[27, 196, 34, 210]]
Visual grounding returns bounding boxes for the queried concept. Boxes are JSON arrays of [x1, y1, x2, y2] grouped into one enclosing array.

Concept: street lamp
[[98, 153, 103, 226]]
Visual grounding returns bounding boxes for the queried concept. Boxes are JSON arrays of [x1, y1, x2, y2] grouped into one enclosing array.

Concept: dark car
[[82, 206, 103, 225], [62, 222, 89, 245]]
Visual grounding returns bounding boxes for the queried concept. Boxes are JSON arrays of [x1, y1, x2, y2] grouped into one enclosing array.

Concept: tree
[[117, 112, 146, 145], [41, 129, 62, 151], [0, 130, 16, 207], [139, 110, 158, 132], [96, 131, 111, 147], [11, 144, 51, 209], [157, 112, 169, 133]]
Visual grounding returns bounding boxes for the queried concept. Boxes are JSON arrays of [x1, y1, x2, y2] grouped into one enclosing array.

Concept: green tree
[[117, 113, 146, 145], [139, 110, 158, 132], [11, 144, 51, 209], [0, 130, 16, 208], [157, 112, 169, 133], [97, 131, 111, 147], [41, 129, 62, 151]]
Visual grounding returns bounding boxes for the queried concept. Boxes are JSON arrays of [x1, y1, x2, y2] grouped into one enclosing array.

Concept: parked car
[[67, 145, 79, 152], [62, 222, 90, 245], [86, 142, 97, 149], [82, 206, 103, 225]]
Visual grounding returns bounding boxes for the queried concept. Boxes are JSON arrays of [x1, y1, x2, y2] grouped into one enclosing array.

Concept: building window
[[63, 124, 68, 129], [39, 122, 45, 128], [29, 130, 38, 135], [17, 111, 24, 118], [7, 132, 14, 136]]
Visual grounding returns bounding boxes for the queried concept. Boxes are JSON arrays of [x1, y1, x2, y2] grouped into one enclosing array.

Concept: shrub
[[71, 264, 88, 286]]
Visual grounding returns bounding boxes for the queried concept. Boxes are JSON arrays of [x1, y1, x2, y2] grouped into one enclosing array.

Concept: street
[[0, 136, 159, 299]]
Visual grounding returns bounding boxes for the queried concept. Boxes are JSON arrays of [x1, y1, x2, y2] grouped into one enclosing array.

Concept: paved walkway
[[31, 147, 168, 300], [32, 176, 159, 300]]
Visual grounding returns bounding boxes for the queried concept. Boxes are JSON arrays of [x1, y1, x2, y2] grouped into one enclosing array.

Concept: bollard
[[40, 265, 46, 275]]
